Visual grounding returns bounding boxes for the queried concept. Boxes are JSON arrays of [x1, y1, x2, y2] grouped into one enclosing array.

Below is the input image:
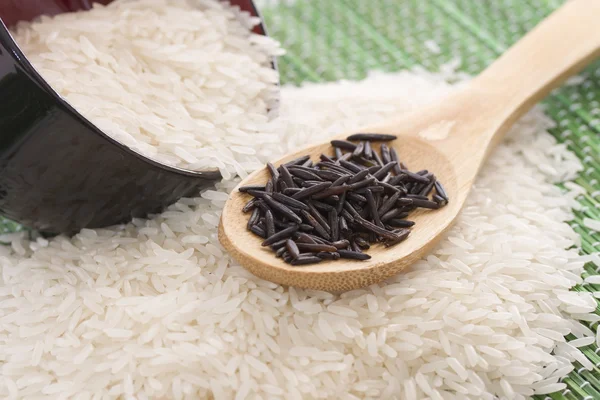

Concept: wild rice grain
[[285, 240, 300, 260], [332, 240, 351, 249], [296, 243, 338, 253], [239, 185, 267, 193], [347, 192, 367, 203], [295, 233, 317, 244], [347, 133, 398, 141], [365, 189, 384, 227], [364, 141, 373, 158], [402, 170, 431, 183], [301, 211, 331, 240], [381, 144, 391, 164], [307, 202, 331, 233], [355, 217, 399, 241], [372, 149, 385, 167], [410, 199, 440, 210], [372, 162, 398, 180], [384, 228, 411, 247], [433, 194, 448, 206], [338, 249, 372, 260], [388, 219, 416, 228], [339, 160, 366, 173], [354, 237, 370, 249], [347, 177, 377, 191], [329, 209, 339, 242], [311, 200, 335, 212], [247, 208, 261, 230], [250, 225, 267, 238], [312, 185, 352, 199], [331, 175, 352, 187], [263, 196, 303, 224], [292, 182, 332, 200], [275, 246, 287, 258], [316, 252, 341, 260], [269, 239, 288, 250], [377, 191, 402, 216], [279, 165, 296, 188], [267, 163, 279, 180], [302, 159, 313, 168], [288, 168, 324, 182], [389, 147, 404, 173], [348, 169, 371, 184], [265, 179, 274, 193], [331, 140, 357, 151], [434, 181, 449, 201], [315, 169, 345, 181], [242, 198, 259, 213], [336, 191, 347, 214], [272, 193, 310, 211], [284, 155, 311, 167], [353, 141, 366, 157], [261, 226, 299, 246], [265, 210, 275, 238], [291, 256, 323, 266], [380, 209, 408, 222]]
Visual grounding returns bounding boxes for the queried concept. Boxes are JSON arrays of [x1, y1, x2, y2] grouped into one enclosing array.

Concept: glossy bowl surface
[[0, 0, 272, 233]]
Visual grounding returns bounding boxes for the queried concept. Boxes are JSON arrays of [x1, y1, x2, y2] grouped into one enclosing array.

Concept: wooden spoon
[[219, 0, 600, 292]]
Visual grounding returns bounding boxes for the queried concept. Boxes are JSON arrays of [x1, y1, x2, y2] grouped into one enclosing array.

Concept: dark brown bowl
[[0, 0, 275, 234]]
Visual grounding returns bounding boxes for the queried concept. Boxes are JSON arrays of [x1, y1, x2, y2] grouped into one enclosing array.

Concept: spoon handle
[[473, 0, 600, 143]]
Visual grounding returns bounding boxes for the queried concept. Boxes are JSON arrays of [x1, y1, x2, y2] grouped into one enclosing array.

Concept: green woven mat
[[2, 0, 599, 398], [256, 0, 600, 399]]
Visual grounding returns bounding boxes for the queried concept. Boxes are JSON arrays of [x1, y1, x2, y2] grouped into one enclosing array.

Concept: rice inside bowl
[[10, 0, 283, 177]]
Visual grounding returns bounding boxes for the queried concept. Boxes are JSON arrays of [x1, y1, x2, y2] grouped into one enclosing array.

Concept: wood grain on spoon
[[219, 0, 600, 292]]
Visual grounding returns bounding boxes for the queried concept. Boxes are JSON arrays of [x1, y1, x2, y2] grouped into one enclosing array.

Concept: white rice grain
[[584, 218, 600, 231]]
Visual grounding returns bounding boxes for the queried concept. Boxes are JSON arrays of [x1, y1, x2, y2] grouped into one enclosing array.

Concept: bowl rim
[[0, 0, 278, 179]]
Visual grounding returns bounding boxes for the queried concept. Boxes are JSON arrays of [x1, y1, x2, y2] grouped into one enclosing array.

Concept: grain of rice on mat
[[1, 0, 597, 399]]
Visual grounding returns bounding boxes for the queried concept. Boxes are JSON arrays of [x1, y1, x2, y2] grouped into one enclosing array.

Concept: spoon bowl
[[220, 134, 461, 291], [220, 0, 600, 291]]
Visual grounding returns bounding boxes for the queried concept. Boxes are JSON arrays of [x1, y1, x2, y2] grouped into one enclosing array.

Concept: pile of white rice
[[0, 68, 597, 399], [3, 1, 599, 399], [11, 0, 282, 177]]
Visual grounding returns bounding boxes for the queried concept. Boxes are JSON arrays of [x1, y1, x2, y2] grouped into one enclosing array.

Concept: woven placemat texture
[[2, 1, 599, 399]]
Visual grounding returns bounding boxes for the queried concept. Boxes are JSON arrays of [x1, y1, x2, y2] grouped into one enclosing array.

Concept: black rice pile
[[240, 133, 449, 265]]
